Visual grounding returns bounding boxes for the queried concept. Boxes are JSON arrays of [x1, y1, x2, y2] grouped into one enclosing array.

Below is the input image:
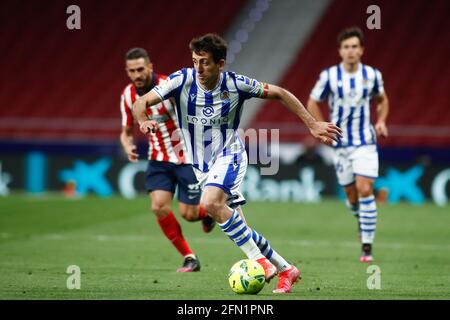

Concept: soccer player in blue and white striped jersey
[[134, 33, 341, 293], [307, 27, 390, 263]]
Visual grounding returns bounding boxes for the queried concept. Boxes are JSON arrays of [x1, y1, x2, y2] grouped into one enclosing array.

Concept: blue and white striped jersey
[[310, 63, 384, 148], [152, 68, 267, 172]]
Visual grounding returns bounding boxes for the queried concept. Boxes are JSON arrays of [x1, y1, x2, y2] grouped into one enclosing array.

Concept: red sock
[[197, 205, 208, 220], [157, 212, 193, 257]]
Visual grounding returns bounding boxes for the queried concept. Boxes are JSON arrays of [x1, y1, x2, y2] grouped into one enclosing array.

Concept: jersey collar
[[339, 62, 362, 75]]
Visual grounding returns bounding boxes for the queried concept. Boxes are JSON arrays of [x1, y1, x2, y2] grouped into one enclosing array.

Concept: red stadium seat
[[0, 0, 243, 141]]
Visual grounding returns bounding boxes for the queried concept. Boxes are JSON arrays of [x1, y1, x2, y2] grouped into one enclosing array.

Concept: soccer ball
[[228, 259, 265, 294]]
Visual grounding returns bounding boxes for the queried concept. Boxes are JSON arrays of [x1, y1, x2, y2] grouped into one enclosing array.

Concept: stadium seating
[[0, 0, 243, 141], [1, 0, 448, 148], [250, 0, 450, 147]]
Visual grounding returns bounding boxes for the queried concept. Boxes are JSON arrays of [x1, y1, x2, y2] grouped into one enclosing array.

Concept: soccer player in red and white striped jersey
[[121, 72, 183, 164], [119, 48, 215, 272]]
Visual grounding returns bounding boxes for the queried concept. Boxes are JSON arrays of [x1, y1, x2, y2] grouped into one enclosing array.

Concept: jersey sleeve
[[152, 69, 185, 101], [234, 74, 269, 99], [371, 69, 385, 97], [120, 93, 133, 127], [310, 69, 330, 102]]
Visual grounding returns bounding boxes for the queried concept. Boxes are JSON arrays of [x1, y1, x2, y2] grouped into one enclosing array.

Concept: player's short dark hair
[[125, 48, 150, 62], [337, 27, 364, 47], [189, 33, 227, 63]]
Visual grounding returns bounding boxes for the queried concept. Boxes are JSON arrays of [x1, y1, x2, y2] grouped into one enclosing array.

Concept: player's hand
[[139, 120, 158, 135], [125, 145, 139, 163], [375, 121, 388, 138], [309, 121, 342, 146]]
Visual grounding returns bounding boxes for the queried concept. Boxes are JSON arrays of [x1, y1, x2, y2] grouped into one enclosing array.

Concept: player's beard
[[134, 76, 152, 94]]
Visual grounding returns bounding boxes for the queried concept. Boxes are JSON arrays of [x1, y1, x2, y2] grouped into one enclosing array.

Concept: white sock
[[219, 210, 264, 260], [359, 195, 377, 244]]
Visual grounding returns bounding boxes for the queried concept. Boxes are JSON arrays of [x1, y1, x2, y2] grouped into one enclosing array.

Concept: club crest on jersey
[[202, 106, 214, 117], [220, 91, 229, 101]]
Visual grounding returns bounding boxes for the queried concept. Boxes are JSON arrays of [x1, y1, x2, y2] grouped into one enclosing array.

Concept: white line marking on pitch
[[29, 233, 450, 251], [1, 232, 448, 251]]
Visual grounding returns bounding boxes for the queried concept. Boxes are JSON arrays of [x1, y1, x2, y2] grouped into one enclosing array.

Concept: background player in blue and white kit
[[307, 27, 390, 262], [134, 34, 341, 293]]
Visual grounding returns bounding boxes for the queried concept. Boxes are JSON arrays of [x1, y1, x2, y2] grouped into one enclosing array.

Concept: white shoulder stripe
[[124, 85, 134, 109], [120, 95, 128, 127]]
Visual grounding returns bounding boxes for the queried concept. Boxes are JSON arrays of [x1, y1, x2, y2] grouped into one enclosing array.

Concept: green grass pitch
[[0, 195, 449, 300]]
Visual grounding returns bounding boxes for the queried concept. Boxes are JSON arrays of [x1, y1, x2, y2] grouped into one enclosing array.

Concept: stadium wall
[[1, 146, 449, 206]]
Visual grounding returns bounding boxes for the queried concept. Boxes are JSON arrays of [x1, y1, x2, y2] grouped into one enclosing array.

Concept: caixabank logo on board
[[1, 153, 449, 207]]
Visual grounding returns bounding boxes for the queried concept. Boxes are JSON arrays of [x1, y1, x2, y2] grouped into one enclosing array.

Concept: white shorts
[[333, 144, 379, 186], [193, 152, 247, 208]]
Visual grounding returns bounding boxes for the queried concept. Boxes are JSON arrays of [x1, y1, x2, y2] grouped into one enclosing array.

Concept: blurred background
[[1, 0, 449, 206]]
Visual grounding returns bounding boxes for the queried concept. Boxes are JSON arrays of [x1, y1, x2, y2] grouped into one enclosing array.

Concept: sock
[[157, 212, 194, 257], [219, 210, 264, 260], [346, 199, 359, 217], [358, 195, 377, 244], [197, 205, 208, 220], [251, 229, 291, 272]]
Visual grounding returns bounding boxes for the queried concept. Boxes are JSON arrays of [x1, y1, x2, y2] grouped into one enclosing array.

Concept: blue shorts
[[145, 161, 201, 205]]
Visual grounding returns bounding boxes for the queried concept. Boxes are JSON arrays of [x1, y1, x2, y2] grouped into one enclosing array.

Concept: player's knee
[[357, 184, 374, 198], [179, 206, 197, 221], [200, 199, 222, 216], [151, 203, 171, 217]]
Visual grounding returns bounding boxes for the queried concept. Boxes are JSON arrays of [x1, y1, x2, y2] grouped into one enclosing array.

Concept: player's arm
[[306, 69, 329, 123], [120, 94, 139, 162], [120, 126, 139, 162], [132, 91, 161, 135], [372, 69, 389, 138], [306, 98, 326, 122], [374, 92, 389, 138], [264, 84, 342, 145]]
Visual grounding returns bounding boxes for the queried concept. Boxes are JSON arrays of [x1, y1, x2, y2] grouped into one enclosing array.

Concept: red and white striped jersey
[[120, 73, 186, 164]]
